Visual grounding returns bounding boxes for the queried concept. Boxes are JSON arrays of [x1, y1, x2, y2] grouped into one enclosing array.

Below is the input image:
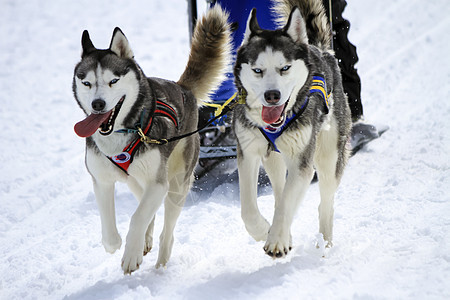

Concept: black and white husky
[[233, 0, 352, 257], [72, 6, 231, 274]]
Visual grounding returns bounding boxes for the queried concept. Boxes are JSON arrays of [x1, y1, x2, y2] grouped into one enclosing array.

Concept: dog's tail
[[177, 5, 232, 105], [272, 0, 331, 51]]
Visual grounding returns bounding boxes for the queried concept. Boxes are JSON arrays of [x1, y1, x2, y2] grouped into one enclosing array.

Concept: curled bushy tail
[[177, 5, 232, 105], [272, 0, 331, 50]]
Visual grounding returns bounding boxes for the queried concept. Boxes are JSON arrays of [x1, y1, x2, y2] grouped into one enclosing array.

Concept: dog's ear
[[109, 27, 134, 59], [242, 8, 261, 45], [81, 30, 96, 57], [284, 7, 308, 44]]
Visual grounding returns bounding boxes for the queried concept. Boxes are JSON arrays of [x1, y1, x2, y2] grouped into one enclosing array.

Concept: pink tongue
[[262, 105, 284, 124], [74, 112, 112, 137]]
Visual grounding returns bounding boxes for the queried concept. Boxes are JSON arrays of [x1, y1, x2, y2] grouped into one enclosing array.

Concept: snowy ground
[[1, 0, 449, 299]]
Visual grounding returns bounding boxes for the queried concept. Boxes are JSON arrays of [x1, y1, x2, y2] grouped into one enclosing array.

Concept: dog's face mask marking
[[76, 66, 124, 113], [236, 8, 309, 125], [239, 48, 308, 124], [73, 29, 139, 137]]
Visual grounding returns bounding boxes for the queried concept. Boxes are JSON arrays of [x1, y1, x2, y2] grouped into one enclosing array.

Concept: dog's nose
[[92, 99, 106, 112], [264, 90, 281, 104]]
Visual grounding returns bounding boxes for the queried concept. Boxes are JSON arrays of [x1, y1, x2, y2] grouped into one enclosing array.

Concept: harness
[[105, 74, 329, 172], [259, 74, 330, 152], [107, 100, 178, 174]]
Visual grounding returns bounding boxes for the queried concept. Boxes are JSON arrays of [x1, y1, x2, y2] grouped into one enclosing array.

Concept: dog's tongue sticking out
[[262, 105, 284, 124], [74, 112, 111, 137]]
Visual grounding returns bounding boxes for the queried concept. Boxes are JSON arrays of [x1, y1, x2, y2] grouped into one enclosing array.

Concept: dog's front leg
[[155, 172, 190, 269], [93, 179, 122, 254], [264, 164, 314, 257], [122, 181, 167, 274], [238, 151, 270, 241], [127, 177, 154, 255]]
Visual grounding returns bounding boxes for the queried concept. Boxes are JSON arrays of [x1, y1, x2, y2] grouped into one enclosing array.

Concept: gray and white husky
[[72, 6, 231, 274], [233, 0, 352, 257]]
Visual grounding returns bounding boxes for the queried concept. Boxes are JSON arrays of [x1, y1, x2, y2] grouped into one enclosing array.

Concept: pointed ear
[[284, 7, 308, 44], [109, 27, 134, 59], [242, 8, 261, 45], [81, 30, 96, 57]]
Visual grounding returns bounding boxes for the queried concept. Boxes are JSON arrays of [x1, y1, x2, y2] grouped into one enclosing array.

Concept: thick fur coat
[[233, 0, 351, 257], [72, 6, 231, 274]]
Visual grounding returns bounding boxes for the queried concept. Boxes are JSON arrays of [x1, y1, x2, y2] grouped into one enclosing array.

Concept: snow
[[1, 0, 449, 299]]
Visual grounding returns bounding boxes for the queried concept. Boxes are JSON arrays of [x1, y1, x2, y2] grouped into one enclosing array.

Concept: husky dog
[[233, 0, 351, 257], [72, 6, 231, 274]]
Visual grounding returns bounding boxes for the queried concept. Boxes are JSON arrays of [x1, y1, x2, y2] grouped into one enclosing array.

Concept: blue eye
[[281, 65, 291, 72], [252, 68, 262, 74], [109, 78, 119, 86], [82, 81, 91, 87]]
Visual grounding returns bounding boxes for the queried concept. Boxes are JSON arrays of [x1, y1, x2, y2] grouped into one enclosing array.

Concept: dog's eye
[[109, 78, 119, 86], [252, 68, 262, 74], [82, 81, 91, 88], [281, 65, 291, 72]]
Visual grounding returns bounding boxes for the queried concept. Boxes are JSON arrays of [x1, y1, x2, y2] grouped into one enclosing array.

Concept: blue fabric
[[210, 0, 276, 102], [259, 113, 298, 153]]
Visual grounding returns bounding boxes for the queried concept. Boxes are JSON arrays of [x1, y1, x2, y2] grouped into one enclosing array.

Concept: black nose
[[92, 99, 106, 112], [264, 90, 281, 104]]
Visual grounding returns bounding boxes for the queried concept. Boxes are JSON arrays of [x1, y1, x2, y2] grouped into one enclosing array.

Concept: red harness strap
[[107, 100, 178, 175], [155, 100, 178, 128]]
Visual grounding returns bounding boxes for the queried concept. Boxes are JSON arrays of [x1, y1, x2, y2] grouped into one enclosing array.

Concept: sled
[[196, 102, 238, 178], [351, 123, 389, 155]]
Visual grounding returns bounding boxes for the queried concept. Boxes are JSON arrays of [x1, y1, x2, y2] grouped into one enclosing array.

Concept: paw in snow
[[155, 250, 170, 269], [315, 233, 333, 250], [263, 226, 292, 258], [309, 233, 333, 258], [155, 241, 172, 269], [155, 261, 168, 270], [122, 245, 144, 275], [102, 233, 122, 254]]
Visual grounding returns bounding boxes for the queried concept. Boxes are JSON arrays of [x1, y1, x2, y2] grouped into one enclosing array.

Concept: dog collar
[[259, 74, 329, 152], [107, 99, 178, 174]]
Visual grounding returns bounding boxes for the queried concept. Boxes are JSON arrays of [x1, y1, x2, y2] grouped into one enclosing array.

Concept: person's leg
[[323, 0, 363, 121], [323, 0, 380, 151]]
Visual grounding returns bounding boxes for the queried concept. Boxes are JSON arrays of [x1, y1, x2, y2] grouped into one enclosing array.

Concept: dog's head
[[234, 7, 310, 126], [73, 28, 141, 137]]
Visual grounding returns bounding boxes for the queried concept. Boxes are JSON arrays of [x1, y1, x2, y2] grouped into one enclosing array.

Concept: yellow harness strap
[[202, 92, 238, 116]]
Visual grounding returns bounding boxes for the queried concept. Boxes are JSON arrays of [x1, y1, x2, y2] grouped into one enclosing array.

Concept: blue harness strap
[[311, 75, 330, 114], [259, 74, 329, 152]]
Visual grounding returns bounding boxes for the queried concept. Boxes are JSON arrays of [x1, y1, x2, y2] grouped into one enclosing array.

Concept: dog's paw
[[263, 227, 292, 258], [263, 242, 292, 258], [155, 246, 171, 269], [316, 241, 333, 249], [155, 252, 170, 269], [155, 260, 168, 270], [122, 246, 144, 275], [102, 233, 122, 254], [245, 218, 270, 242], [143, 236, 153, 256]]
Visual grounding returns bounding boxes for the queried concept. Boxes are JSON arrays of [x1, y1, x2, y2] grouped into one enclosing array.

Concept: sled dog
[[72, 6, 231, 273], [233, 0, 352, 257]]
